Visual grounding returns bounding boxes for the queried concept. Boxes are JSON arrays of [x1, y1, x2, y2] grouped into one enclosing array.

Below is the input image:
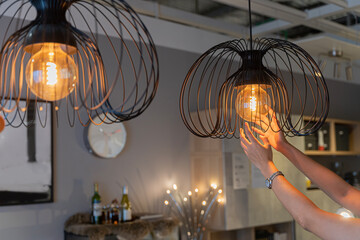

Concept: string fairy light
[[164, 184, 223, 240]]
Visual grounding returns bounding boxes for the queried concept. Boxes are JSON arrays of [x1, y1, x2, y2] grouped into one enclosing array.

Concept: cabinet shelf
[[304, 150, 360, 156], [303, 117, 360, 156]]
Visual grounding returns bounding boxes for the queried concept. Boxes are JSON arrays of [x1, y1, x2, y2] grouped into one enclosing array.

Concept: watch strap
[[266, 171, 284, 189]]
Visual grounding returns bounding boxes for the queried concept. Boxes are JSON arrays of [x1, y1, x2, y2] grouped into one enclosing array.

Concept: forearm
[[260, 162, 321, 229], [263, 162, 360, 240], [278, 142, 359, 213]]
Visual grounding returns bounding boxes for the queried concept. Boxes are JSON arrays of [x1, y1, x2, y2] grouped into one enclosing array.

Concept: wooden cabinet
[[304, 118, 360, 156]]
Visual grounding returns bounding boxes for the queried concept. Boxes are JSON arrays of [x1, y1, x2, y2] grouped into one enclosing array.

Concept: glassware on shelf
[[331, 161, 343, 177], [353, 171, 360, 188], [110, 199, 120, 224], [102, 205, 111, 224]]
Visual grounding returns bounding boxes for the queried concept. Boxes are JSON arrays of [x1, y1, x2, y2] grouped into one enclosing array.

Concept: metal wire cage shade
[[180, 37, 329, 138], [0, 0, 159, 127]]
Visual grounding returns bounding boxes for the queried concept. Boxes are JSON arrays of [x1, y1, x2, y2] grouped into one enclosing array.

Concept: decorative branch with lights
[[164, 184, 223, 240]]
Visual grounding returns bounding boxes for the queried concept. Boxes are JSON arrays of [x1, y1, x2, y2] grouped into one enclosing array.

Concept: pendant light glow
[[235, 84, 271, 123], [180, 0, 329, 138], [0, 0, 159, 127], [25, 43, 77, 101]]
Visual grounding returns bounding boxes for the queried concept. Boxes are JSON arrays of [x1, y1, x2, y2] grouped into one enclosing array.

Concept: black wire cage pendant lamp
[[0, 0, 159, 127], [180, 0, 329, 138]]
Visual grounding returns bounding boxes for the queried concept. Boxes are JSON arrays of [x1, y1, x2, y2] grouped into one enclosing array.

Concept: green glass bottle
[[91, 183, 102, 224], [121, 186, 132, 222]]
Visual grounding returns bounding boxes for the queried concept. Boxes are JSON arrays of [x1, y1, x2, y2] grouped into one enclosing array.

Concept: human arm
[[253, 109, 360, 216], [240, 123, 360, 240]]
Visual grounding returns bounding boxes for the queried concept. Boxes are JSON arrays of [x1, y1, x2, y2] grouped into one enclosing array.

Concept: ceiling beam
[[317, 0, 348, 8], [213, 0, 306, 23], [306, 4, 344, 19], [252, 20, 295, 36], [215, 0, 360, 42], [112, 0, 248, 38]]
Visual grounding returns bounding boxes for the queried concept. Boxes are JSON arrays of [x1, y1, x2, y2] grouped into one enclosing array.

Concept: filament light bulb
[[235, 84, 271, 122], [25, 43, 77, 101]]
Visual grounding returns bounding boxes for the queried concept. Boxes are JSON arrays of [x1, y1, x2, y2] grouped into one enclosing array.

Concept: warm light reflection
[[211, 183, 217, 189], [336, 207, 354, 218], [235, 84, 271, 122], [166, 189, 170, 194], [202, 201, 206, 206], [25, 43, 77, 101], [172, 184, 177, 190], [164, 200, 169, 205], [195, 188, 199, 193], [188, 191, 192, 196]]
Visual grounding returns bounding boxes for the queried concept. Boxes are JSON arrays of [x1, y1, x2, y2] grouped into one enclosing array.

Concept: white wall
[[0, 8, 360, 240], [0, 45, 198, 240]]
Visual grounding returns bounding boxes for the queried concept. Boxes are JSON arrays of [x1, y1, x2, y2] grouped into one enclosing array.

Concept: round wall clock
[[87, 114, 127, 158]]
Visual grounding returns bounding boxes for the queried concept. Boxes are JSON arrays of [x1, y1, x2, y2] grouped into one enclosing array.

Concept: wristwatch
[[265, 171, 284, 189]]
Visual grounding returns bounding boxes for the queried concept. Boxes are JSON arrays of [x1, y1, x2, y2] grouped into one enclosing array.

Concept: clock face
[[87, 114, 127, 158]]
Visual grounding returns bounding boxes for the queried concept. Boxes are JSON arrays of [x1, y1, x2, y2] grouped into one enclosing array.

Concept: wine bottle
[[91, 183, 102, 224], [120, 186, 132, 222]]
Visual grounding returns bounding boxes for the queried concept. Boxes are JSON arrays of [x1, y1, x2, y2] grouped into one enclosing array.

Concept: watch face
[[87, 114, 127, 158], [265, 179, 271, 189]]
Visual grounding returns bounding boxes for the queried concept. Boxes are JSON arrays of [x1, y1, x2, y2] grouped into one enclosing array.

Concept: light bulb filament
[[235, 84, 271, 122], [249, 96, 257, 112], [46, 62, 58, 85]]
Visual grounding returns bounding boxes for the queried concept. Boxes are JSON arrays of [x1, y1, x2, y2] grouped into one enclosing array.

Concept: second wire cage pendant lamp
[[180, 0, 329, 138], [0, 0, 159, 127]]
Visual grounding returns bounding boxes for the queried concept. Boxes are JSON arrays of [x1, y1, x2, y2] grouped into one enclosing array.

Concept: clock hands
[[88, 113, 126, 158], [99, 127, 122, 137]]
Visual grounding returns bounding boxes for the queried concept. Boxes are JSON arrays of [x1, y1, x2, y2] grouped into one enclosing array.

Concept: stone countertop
[[64, 213, 178, 240]]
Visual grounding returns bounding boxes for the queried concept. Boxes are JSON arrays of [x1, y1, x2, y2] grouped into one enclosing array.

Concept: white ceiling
[[135, 0, 360, 60]]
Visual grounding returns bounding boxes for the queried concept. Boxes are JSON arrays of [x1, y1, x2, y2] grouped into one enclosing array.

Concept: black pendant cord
[[248, 0, 253, 51]]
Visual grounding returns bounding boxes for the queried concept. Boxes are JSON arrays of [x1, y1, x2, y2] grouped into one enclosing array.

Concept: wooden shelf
[[304, 117, 360, 156], [304, 150, 360, 156]]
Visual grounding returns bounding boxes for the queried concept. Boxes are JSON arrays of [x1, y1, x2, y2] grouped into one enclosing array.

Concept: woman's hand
[[254, 106, 289, 152], [240, 122, 273, 175]]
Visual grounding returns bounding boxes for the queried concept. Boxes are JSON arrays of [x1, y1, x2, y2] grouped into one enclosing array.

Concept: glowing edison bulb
[[25, 43, 77, 101], [235, 84, 271, 122]]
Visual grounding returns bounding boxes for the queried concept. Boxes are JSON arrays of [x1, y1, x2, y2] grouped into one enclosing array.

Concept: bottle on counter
[[91, 183, 102, 224], [120, 186, 132, 222]]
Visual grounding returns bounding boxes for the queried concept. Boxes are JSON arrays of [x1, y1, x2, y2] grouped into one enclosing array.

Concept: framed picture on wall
[[0, 100, 53, 206]]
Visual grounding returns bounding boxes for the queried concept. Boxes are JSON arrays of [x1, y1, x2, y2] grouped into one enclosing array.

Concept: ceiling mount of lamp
[[180, 0, 329, 138], [0, 0, 159, 127]]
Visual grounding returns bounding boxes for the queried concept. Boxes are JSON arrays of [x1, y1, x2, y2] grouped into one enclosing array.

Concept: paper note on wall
[[251, 164, 265, 188], [232, 153, 250, 189]]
